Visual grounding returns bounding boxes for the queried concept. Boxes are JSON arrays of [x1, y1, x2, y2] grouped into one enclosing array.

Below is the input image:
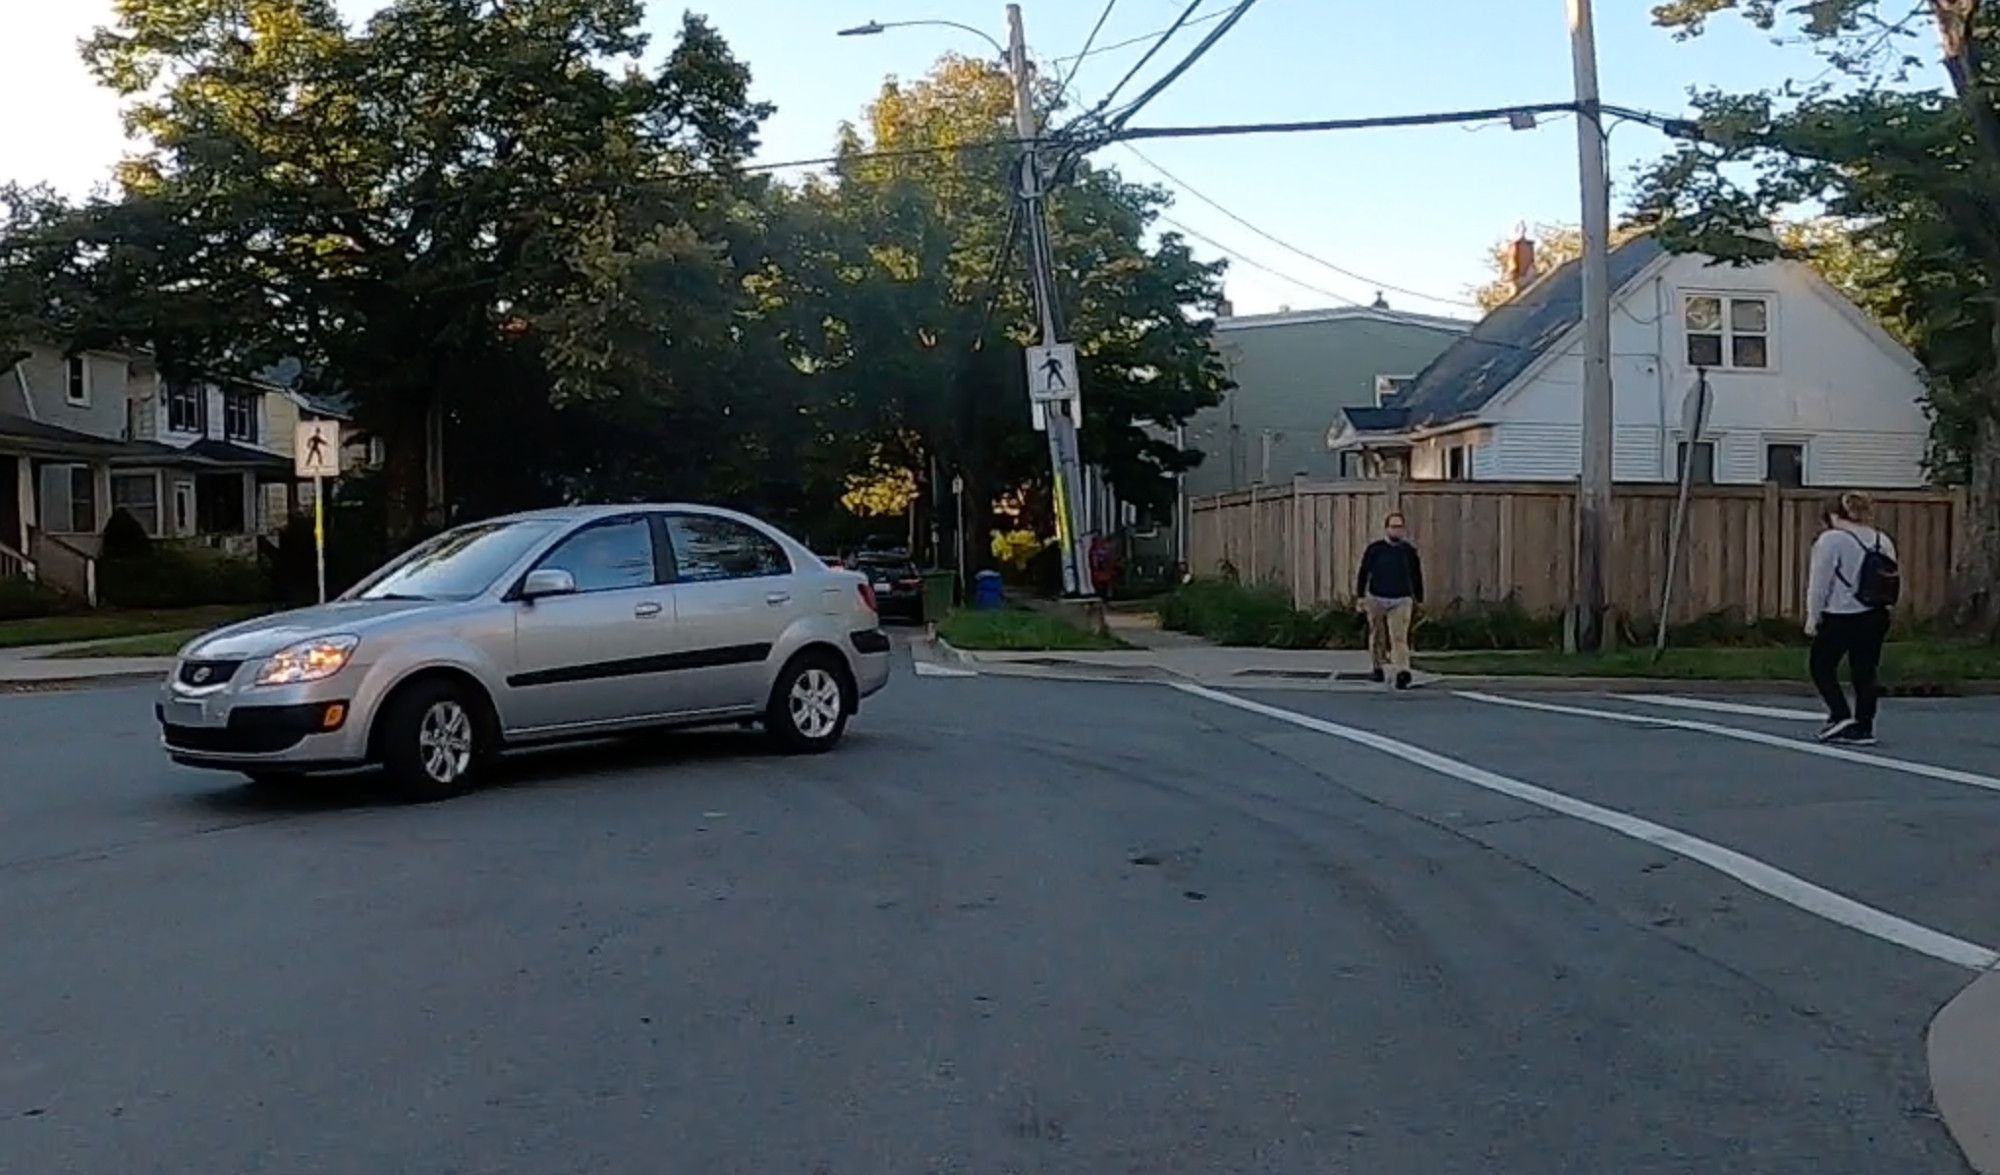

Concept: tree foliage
[[0, 8, 1227, 573], [1634, 0, 2000, 632]]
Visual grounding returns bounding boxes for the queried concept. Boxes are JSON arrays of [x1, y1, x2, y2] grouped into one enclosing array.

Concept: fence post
[[1247, 485, 1259, 586], [1290, 473, 1306, 607]]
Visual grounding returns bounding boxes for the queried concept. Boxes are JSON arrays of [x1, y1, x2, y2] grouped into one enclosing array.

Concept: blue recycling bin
[[972, 570, 1004, 611]]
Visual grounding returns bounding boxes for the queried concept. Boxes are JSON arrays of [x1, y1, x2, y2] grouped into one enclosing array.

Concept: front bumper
[[158, 666, 373, 769]]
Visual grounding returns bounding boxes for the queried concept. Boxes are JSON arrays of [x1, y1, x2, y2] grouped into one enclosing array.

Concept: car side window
[[533, 518, 658, 594], [666, 514, 791, 583]]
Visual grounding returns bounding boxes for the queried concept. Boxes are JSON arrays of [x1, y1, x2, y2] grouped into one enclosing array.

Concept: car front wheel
[[766, 654, 853, 754], [377, 679, 491, 801]]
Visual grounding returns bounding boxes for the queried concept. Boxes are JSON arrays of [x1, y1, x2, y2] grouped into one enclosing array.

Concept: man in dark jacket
[[1356, 512, 1424, 689]]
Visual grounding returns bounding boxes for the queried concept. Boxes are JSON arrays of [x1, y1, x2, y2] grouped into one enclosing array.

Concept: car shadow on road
[[183, 727, 809, 815]]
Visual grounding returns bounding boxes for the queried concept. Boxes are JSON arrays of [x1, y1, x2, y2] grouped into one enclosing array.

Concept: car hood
[[183, 599, 448, 660]]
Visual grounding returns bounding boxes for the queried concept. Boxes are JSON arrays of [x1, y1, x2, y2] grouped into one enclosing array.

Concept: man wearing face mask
[[1356, 511, 1424, 690]]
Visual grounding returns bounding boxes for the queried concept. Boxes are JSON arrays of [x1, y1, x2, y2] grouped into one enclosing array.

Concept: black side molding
[[507, 643, 772, 689]]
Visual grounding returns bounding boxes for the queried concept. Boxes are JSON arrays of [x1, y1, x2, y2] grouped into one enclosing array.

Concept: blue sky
[[3, 1, 1917, 317]]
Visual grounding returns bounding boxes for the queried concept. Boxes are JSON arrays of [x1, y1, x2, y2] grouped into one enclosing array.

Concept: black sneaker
[[1830, 727, 1878, 747], [1815, 718, 1855, 743], [1394, 670, 1412, 691], [1370, 668, 1385, 684]]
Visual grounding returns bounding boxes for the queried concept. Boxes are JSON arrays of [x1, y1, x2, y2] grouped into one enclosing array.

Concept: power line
[[1050, 5, 1232, 66], [1155, 212, 1364, 307], [1118, 142, 1480, 310], [1109, 102, 1589, 144], [1082, 0, 1208, 121], [1055, 0, 1120, 108], [1103, 0, 1262, 129]]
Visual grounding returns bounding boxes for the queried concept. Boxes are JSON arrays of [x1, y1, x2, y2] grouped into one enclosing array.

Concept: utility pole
[[1006, 2, 1093, 598], [1568, 0, 1614, 650]]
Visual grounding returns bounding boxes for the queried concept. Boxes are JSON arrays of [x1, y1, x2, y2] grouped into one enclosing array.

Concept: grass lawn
[[1418, 640, 2000, 684], [0, 605, 266, 651], [937, 607, 1127, 652]]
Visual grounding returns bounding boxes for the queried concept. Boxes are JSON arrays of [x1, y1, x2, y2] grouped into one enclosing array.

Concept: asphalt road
[[1, 659, 1995, 1174]]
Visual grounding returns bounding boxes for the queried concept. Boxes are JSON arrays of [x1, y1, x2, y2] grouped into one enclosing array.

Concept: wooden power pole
[[1568, 0, 1614, 650]]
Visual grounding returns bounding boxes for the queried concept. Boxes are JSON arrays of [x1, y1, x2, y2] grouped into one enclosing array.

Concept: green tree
[[69, 0, 770, 539], [760, 56, 1230, 565], [1635, 0, 2000, 633]]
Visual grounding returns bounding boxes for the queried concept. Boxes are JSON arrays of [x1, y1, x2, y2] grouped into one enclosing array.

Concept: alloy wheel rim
[[418, 700, 474, 783], [788, 668, 842, 739]]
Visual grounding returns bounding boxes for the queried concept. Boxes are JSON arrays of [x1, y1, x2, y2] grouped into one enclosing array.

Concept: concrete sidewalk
[[0, 643, 172, 689]]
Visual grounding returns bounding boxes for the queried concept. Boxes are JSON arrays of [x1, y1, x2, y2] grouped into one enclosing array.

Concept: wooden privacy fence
[[1187, 479, 1964, 623]]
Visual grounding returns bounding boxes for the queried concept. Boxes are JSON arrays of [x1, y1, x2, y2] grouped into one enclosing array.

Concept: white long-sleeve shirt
[[1806, 523, 1897, 627]]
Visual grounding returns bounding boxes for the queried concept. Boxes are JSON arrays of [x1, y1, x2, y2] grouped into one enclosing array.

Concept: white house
[[1327, 235, 1932, 488]]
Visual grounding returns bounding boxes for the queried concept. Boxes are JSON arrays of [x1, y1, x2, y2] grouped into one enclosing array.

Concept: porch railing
[[27, 531, 97, 606], [0, 540, 32, 583]]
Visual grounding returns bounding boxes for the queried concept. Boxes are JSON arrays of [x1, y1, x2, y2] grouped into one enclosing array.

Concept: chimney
[[1504, 225, 1537, 296], [1370, 290, 1389, 310], [1216, 297, 1234, 318]]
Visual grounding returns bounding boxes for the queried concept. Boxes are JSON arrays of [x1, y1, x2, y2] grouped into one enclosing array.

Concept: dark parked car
[[852, 554, 923, 621]]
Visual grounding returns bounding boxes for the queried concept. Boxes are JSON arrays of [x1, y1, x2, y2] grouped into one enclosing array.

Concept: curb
[[0, 671, 165, 695], [1931, 969, 2000, 1174]]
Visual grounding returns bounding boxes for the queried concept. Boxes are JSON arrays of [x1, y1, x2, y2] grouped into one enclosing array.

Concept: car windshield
[[349, 520, 561, 602]]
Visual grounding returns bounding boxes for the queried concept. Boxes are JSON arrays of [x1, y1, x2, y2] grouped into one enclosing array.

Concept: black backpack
[[1841, 533, 1902, 609]]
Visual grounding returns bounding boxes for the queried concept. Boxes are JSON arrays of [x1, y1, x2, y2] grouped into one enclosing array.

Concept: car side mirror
[[520, 568, 577, 601]]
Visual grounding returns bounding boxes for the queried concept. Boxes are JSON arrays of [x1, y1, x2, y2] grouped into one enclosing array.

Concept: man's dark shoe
[[1370, 668, 1385, 684], [1394, 670, 1412, 690]]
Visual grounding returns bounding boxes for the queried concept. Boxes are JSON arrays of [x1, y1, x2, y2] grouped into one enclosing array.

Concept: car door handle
[[765, 591, 791, 607], [634, 602, 663, 618]]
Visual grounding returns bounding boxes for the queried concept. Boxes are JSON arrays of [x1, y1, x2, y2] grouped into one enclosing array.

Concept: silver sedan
[[156, 504, 893, 800]]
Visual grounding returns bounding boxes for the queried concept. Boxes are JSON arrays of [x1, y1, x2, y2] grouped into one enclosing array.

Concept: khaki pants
[[1364, 596, 1413, 674]]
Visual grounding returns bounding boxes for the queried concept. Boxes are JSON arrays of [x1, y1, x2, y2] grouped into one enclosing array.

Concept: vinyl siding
[[1806, 431, 1929, 488]]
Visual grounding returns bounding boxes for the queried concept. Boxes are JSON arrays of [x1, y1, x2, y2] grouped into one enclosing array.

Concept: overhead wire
[[1080, 0, 1209, 123], [1117, 141, 1480, 310], [1054, 0, 1121, 110], [1099, 0, 1261, 130], [1049, 5, 1232, 67]]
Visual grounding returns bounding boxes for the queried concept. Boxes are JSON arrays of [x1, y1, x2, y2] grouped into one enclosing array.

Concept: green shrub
[[100, 509, 153, 561], [0, 576, 85, 621], [1158, 579, 1366, 649], [101, 545, 268, 609], [1413, 596, 1564, 651]]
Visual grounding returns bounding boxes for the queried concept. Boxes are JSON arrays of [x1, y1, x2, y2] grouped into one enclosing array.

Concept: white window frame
[[1374, 374, 1415, 406], [1763, 436, 1809, 488], [1682, 291, 1774, 373], [166, 382, 204, 435], [65, 355, 90, 407], [111, 471, 162, 536], [222, 388, 258, 444]]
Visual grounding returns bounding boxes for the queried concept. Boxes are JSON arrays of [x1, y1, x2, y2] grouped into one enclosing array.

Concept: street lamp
[[835, 18, 1009, 60]]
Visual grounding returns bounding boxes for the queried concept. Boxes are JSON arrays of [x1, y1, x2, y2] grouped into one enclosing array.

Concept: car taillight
[[858, 582, 878, 613]]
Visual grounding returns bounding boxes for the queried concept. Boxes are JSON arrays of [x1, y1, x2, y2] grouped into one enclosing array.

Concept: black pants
[[1810, 609, 1891, 730]]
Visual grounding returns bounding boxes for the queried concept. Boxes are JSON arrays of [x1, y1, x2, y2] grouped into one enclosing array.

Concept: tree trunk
[[1954, 409, 2000, 639], [380, 396, 433, 547]]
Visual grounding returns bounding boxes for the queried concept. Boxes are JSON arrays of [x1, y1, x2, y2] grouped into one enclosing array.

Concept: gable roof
[[1214, 304, 1471, 335], [1390, 235, 1667, 430]]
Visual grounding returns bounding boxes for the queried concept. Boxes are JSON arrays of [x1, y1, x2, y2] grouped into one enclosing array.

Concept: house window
[[1676, 441, 1716, 485], [1685, 294, 1770, 370], [167, 383, 204, 434], [65, 356, 89, 406], [38, 464, 97, 533], [111, 473, 161, 536], [223, 390, 258, 443], [1445, 445, 1468, 481], [1766, 442, 1804, 488]]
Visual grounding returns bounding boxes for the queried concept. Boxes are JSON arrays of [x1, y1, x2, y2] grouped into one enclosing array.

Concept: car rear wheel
[[766, 654, 853, 754], [377, 679, 491, 802]]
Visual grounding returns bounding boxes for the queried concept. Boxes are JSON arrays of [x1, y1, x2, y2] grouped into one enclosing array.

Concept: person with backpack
[[1805, 491, 1900, 745], [1356, 511, 1425, 690]]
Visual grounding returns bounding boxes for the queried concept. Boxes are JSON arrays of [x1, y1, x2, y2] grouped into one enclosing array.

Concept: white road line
[[1175, 682, 2000, 971], [1628, 694, 1824, 722], [912, 661, 978, 678], [1459, 691, 2000, 797]]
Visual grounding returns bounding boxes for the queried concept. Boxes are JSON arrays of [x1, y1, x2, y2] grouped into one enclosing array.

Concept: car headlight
[[254, 635, 360, 686]]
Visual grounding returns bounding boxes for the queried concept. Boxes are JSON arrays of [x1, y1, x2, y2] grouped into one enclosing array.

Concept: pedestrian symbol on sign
[[1040, 353, 1067, 390], [1024, 343, 1078, 404]]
